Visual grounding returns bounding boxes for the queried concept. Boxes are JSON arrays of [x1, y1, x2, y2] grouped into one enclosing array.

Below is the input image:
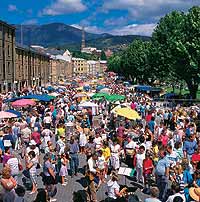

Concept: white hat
[[4, 140, 12, 147], [29, 140, 37, 146]]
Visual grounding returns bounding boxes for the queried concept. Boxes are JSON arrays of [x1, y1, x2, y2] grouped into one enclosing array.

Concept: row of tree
[[108, 6, 200, 99]]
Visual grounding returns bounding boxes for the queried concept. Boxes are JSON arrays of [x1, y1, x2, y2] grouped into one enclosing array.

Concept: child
[[59, 153, 69, 186], [143, 151, 154, 193]]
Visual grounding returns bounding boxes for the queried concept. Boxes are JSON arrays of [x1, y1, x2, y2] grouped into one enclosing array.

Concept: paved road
[[13, 154, 148, 202]]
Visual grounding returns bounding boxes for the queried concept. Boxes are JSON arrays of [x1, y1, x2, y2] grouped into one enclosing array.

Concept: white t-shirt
[[30, 116, 36, 128], [136, 153, 145, 168], [107, 180, 120, 199], [98, 156, 105, 170], [125, 141, 136, 149], [43, 116, 52, 124], [94, 137, 102, 149], [7, 157, 19, 175], [29, 157, 38, 175], [26, 147, 40, 157]]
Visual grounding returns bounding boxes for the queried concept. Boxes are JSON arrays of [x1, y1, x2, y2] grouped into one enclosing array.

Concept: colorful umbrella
[[115, 107, 141, 120], [0, 111, 17, 119], [6, 110, 22, 118], [73, 93, 88, 99], [92, 93, 108, 100], [12, 99, 36, 108], [106, 94, 125, 102]]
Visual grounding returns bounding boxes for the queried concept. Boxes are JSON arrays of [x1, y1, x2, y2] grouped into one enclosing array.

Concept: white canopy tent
[[78, 101, 99, 115]]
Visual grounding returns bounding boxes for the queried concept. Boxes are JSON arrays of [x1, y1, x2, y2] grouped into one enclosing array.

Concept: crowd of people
[[0, 75, 199, 202]]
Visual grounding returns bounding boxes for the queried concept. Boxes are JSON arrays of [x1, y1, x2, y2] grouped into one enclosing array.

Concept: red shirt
[[192, 153, 200, 162], [143, 158, 153, 174], [31, 132, 41, 145], [145, 114, 152, 123]]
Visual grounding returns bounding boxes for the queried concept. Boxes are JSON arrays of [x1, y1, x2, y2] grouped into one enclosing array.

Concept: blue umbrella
[[22, 95, 53, 102], [4, 97, 21, 103], [6, 110, 22, 118], [46, 86, 55, 92]]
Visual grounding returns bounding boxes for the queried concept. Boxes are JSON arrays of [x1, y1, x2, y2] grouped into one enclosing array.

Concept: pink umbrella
[[12, 99, 36, 108], [0, 111, 17, 119]]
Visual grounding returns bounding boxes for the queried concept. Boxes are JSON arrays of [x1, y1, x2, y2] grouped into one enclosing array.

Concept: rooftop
[[0, 20, 15, 30]]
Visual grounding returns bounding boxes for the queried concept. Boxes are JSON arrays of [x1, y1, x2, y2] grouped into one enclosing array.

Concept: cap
[[29, 140, 37, 146]]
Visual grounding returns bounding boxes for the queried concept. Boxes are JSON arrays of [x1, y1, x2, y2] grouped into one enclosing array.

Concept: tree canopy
[[108, 6, 200, 98]]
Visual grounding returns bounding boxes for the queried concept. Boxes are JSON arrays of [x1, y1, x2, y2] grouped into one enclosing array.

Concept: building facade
[[72, 57, 88, 75], [0, 20, 15, 92], [15, 44, 50, 89], [50, 58, 73, 83]]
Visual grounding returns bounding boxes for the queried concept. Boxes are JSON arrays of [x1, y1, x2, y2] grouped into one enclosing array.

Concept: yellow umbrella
[[115, 107, 141, 120]]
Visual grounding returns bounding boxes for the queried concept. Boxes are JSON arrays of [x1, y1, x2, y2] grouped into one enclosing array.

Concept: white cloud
[[84, 26, 104, 34], [104, 17, 128, 26], [23, 19, 38, 25], [71, 24, 82, 29], [42, 0, 86, 16], [109, 23, 156, 36], [72, 23, 155, 36], [71, 24, 104, 34], [103, 0, 200, 21], [8, 4, 17, 12]]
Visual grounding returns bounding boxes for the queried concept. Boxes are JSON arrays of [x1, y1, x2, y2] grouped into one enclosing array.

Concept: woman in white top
[[79, 132, 87, 154], [6, 154, 20, 183], [110, 139, 121, 170], [26, 150, 38, 194]]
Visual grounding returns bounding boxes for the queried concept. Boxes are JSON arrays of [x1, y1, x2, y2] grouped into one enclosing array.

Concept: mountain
[[14, 23, 100, 46], [14, 23, 151, 51], [86, 35, 150, 51]]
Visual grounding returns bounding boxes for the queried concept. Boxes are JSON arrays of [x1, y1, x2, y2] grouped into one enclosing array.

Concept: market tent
[[92, 93, 108, 100], [23, 94, 55, 102], [106, 94, 125, 102], [12, 99, 36, 108], [6, 109, 22, 118], [115, 107, 141, 120], [99, 88, 111, 94], [4, 97, 20, 103], [49, 92, 60, 97], [78, 101, 99, 115], [135, 85, 152, 91], [0, 111, 17, 119], [79, 101, 98, 108], [73, 93, 88, 99]]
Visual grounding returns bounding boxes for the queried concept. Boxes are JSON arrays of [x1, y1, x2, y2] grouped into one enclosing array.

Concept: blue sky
[[1, 0, 200, 36]]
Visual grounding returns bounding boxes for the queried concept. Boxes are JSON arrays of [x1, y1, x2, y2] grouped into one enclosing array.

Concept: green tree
[[152, 7, 200, 98], [120, 40, 157, 84], [100, 51, 107, 60], [107, 54, 122, 73]]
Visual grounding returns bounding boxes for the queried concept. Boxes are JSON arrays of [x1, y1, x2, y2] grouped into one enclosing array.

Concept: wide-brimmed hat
[[189, 187, 200, 201], [29, 140, 37, 146]]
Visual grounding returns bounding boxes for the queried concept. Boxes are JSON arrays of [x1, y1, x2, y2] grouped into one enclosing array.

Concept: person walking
[[155, 148, 170, 202], [68, 136, 79, 177]]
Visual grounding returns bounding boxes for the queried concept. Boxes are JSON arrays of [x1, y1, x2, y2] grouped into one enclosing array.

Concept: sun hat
[[189, 187, 200, 201], [29, 140, 37, 146], [4, 140, 12, 147]]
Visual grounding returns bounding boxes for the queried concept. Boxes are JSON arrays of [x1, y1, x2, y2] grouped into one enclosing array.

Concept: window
[[8, 45, 10, 56], [7, 62, 11, 74]]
